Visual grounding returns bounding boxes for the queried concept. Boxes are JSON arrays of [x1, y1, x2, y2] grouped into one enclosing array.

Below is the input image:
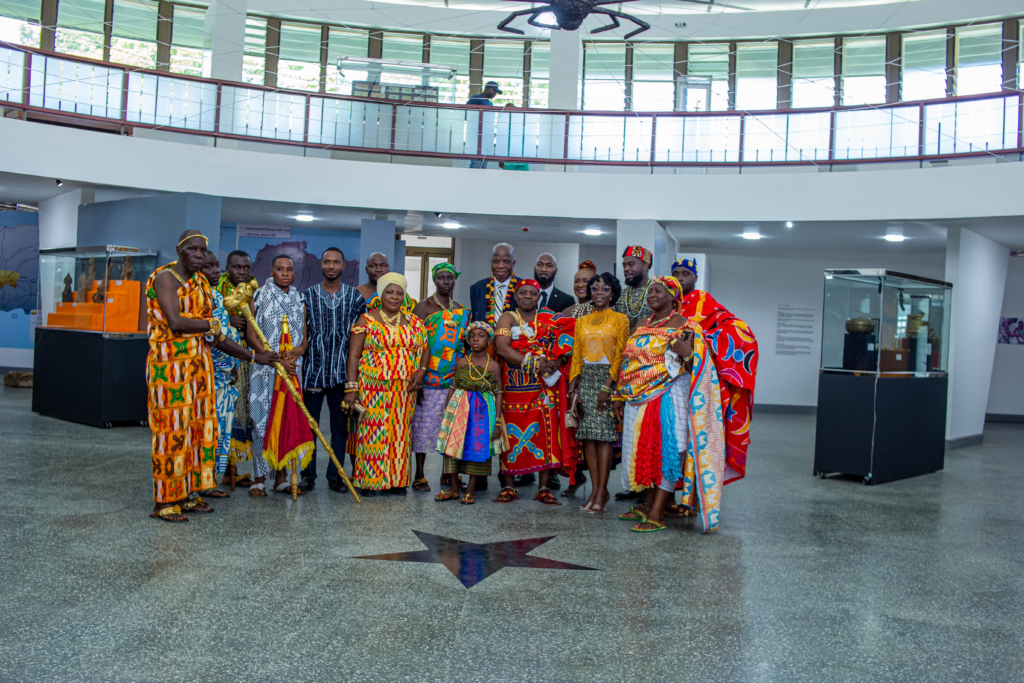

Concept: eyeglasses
[[591, 285, 611, 293]]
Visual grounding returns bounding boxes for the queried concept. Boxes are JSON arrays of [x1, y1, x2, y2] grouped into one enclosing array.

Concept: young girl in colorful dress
[[435, 322, 508, 505]]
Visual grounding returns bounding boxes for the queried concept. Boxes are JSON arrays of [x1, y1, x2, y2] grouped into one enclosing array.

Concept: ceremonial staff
[[224, 281, 362, 502]]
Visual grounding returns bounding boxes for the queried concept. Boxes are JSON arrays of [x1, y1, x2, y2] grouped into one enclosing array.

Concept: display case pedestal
[[32, 328, 149, 427], [813, 372, 947, 485]]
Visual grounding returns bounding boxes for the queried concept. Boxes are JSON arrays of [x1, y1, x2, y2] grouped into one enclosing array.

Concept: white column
[[204, 0, 248, 82], [359, 219, 397, 286], [944, 226, 1009, 445], [548, 29, 583, 110], [38, 188, 93, 249]]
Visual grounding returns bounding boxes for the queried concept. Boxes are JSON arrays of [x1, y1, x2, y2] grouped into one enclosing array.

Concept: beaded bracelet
[[599, 386, 613, 394]]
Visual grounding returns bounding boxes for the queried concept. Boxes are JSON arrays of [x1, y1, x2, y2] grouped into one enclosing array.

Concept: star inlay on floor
[[354, 530, 597, 588]]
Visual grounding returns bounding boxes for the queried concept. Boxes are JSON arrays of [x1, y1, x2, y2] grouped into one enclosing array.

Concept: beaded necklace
[[622, 281, 650, 319]]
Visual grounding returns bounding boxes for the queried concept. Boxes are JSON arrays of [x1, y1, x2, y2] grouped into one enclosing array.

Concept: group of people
[[146, 231, 759, 535]]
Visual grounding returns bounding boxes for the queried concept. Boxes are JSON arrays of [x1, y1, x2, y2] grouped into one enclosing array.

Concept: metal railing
[[1, 40, 1022, 167]]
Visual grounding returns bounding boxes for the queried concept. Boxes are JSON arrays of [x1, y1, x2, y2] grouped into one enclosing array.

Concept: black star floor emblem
[[354, 530, 597, 588]]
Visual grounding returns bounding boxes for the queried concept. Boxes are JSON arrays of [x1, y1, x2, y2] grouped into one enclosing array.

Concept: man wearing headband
[[410, 262, 472, 493], [672, 258, 759, 486], [614, 245, 654, 333], [297, 248, 367, 494], [147, 231, 279, 523]]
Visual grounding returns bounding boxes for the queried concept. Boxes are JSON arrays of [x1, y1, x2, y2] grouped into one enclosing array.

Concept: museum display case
[[813, 269, 953, 484]]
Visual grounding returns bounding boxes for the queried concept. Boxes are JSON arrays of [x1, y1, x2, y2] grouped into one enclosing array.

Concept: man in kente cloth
[[147, 231, 278, 522], [672, 258, 759, 486], [469, 243, 519, 327], [215, 250, 259, 486], [493, 279, 576, 505]]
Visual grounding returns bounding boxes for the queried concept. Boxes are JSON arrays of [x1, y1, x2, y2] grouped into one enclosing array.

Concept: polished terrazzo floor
[[1, 383, 1022, 683]]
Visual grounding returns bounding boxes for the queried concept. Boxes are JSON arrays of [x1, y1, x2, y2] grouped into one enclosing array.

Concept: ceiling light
[[536, 11, 556, 26], [583, 228, 602, 236], [433, 212, 443, 218], [884, 234, 906, 242], [55, 179, 63, 186], [295, 214, 314, 222], [442, 221, 460, 229], [742, 231, 762, 240], [785, 221, 793, 228]]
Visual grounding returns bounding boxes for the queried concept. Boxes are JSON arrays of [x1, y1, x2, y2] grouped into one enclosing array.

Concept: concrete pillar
[[204, 0, 248, 82], [944, 226, 1009, 446], [615, 219, 676, 279], [38, 188, 92, 250], [359, 219, 397, 286], [548, 29, 583, 110]]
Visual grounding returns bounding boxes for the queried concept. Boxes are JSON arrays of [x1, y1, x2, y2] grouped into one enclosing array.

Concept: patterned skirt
[[576, 363, 620, 443], [411, 387, 448, 453], [229, 361, 254, 464], [356, 376, 414, 489]]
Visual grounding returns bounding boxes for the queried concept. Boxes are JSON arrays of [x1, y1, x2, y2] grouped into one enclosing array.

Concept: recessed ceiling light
[[583, 228, 602, 236], [884, 234, 906, 242], [442, 221, 460, 229], [536, 11, 556, 25], [742, 231, 762, 240], [785, 221, 793, 228], [295, 215, 314, 222]]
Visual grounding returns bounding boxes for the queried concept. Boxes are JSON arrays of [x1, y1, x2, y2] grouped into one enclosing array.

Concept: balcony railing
[[1, 40, 1022, 167]]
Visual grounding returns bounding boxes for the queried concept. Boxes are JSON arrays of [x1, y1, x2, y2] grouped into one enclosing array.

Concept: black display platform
[[813, 372, 947, 485], [32, 327, 149, 428]]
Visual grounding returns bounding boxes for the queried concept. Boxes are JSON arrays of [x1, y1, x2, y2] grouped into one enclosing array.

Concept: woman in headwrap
[[342, 273, 429, 496], [562, 260, 598, 319], [612, 276, 727, 534]]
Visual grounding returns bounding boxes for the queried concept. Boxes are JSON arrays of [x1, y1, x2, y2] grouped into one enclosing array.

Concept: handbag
[[566, 393, 581, 429]]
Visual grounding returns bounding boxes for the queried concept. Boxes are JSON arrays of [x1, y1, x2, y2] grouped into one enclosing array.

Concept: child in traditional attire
[[435, 322, 508, 505]]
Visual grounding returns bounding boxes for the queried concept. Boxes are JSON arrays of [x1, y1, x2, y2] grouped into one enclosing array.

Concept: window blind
[[382, 32, 422, 62], [56, 0, 106, 33], [244, 17, 266, 57], [956, 23, 1001, 68], [484, 40, 524, 79], [170, 5, 204, 49], [632, 43, 673, 81], [112, 0, 158, 41], [842, 36, 885, 77], [430, 38, 470, 75], [0, 0, 40, 22], [585, 43, 625, 80], [328, 28, 368, 62], [793, 40, 833, 79], [528, 41, 549, 80]]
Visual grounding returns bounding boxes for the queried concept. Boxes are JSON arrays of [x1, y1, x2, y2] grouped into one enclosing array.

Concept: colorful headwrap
[[466, 321, 495, 341], [649, 275, 684, 314], [672, 258, 698, 278], [517, 278, 541, 291], [432, 262, 460, 280], [622, 245, 653, 268], [376, 272, 408, 298], [577, 260, 598, 273]]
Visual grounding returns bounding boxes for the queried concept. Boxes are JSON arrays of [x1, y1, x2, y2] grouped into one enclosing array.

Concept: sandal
[[460, 493, 475, 505], [182, 497, 214, 514], [249, 483, 267, 497], [435, 489, 461, 502], [618, 505, 650, 521], [534, 488, 561, 506], [204, 488, 230, 498], [273, 481, 306, 495], [493, 486, 518, 503], [225, 474, 254, 488], [665, 503, 693, 518], [150, 505, 188, 523], [412, 478, 431, 492], [631, 516, 667, 533]]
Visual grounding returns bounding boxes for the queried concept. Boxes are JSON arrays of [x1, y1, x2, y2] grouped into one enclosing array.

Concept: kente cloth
[[214, 385, 235, 475], [145, 263, 218, 503], [622, 245, 653, 268], [249, 280, 306, 447], [617, 320, 727, 534], [229, 361, 254, 464], [436, 365, 507, 461], [210, 290, 239, 473], [614, 283, 653, 332], [422, 307, 471, 389], [260, 318, 314, 472], [486, 276, 519, 325], [365, 291, 417, 316], [499, 311, 576, 476], [620, 378, 690, 495], [352, 316, 428, 490], [411, 387, 449, 453], [681, 290, 759, 485]]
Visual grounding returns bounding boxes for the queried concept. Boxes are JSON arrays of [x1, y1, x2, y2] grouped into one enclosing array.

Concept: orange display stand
[[46, 280, 143, 333]]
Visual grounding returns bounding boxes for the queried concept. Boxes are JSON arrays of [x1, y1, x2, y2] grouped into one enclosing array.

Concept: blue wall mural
[[0, 211, 40, 350]]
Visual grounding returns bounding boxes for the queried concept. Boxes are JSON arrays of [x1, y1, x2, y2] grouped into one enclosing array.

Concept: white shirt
[[492, 276, 511, 314], [539, 283, 555, 309]]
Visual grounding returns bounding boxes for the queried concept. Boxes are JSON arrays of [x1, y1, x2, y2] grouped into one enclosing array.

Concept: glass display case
[[821, 269, 952, 375], [38, 246, 157, 336]]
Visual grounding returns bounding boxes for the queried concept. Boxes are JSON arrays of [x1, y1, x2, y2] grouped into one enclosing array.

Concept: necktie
[[540, 291, 548, 309]]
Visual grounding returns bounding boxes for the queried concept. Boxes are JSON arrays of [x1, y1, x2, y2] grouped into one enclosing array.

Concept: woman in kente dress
[[567, 272, 629, 515], [435, 322, 508, 504], [612, 276, 727, 534], [343, 273, 428, 496]]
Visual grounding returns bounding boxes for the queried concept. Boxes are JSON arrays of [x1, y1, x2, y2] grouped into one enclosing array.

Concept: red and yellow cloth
[[260, 315, 314, 471]]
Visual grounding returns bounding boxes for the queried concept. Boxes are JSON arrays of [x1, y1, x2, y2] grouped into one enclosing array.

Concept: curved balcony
[[1, 39, 1021, 169]]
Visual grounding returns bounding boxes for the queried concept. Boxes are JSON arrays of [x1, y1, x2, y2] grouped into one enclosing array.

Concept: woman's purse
[[566, 393, 582, 429]]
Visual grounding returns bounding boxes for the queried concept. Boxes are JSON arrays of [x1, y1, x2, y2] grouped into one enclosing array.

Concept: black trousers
[[300, 384, 351, 483]]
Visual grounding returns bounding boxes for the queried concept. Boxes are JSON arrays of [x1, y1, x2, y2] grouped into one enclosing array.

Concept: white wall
[[38, 189, 89, 249], [579, 244, 616, 275], [697, 248, 947, 407], [453, 239, 579, 305], [987, 257, 1024, 417]]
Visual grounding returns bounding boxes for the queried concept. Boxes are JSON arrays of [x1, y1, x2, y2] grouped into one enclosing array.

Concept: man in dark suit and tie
[[534, 253, 575, 313], [469, 243, 519, 325]]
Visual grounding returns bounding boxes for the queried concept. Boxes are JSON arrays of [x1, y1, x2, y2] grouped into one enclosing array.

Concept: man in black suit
[[469, 243, 519, 325], [534, 253, 575, 313]]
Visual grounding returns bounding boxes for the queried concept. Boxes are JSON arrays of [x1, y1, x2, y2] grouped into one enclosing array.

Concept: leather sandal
[[149, 505, 188, 523], [182, 497, 213, 514], [492, 486, 518, 503], [460, 493, 475, 505], [435, 489, 461, 502], [534, 488, 561, 506]]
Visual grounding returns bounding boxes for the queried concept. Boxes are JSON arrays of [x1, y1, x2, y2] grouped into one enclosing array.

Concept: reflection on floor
[[1, 383, 1022, 682]]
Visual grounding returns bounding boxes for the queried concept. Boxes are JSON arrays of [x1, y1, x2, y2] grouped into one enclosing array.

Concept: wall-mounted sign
[[776, 303, 816, 356], [239, 225, 292, 239]]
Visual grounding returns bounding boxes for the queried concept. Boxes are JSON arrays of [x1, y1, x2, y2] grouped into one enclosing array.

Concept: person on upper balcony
[[467, 81, 504, 169]]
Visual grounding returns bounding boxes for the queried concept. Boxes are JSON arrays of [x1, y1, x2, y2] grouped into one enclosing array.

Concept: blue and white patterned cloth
[[211, 290, 240, 474]]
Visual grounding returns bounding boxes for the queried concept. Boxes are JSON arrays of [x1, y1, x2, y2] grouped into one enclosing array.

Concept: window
[[404, 237, 453, 301], [326, 28, 368, 96], [382, 32, 422, 62], [110, 0, 158, 69], [429, 38, 470, 103], [169, 5, 204, 76], [55, 0, 105, 60], [277, 22, 321, 91], [243, 17, 266, 85], [631, 43, 673, 111], [527, 41, 548, 108], [902, 30, 947, 101], [687, 44, 730, 111], [955, 23, 1002, 96], [841, 36, 886, 106], [583, 43, 625, 111], [0, 0, 41, 48], [735, 42, 778, 110], [791, 40, 834, 108], [483, 40, 524, 106]]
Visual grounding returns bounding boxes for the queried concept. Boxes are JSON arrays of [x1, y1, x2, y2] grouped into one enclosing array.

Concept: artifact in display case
[[38, 246, 157, 335], [814, 269, 953, 485]]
